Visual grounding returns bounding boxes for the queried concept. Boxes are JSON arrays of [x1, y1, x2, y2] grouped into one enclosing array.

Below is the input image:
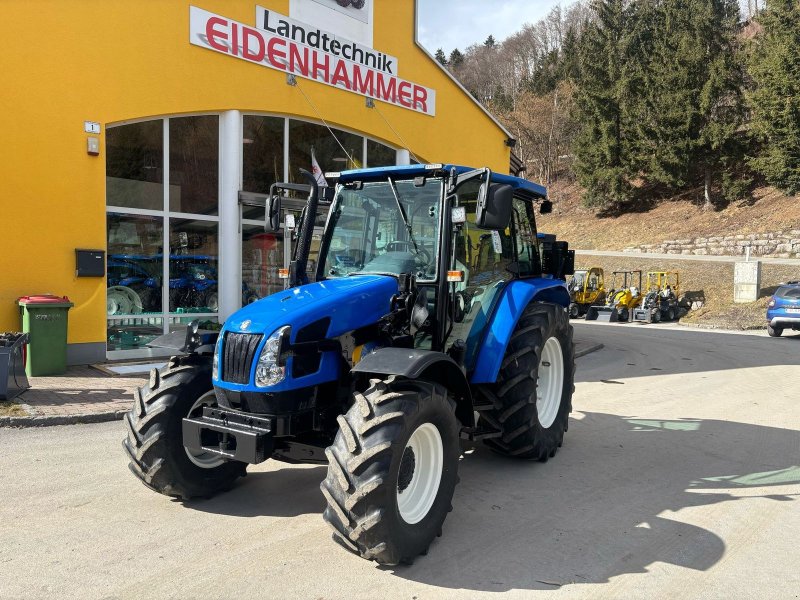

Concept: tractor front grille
[[222, 332, 263, 384]]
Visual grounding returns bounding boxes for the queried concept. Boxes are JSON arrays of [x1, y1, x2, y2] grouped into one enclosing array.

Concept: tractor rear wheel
[[122, 355, 246, 499], [321, 376, 460, 565], [476, 302, 574, 460]]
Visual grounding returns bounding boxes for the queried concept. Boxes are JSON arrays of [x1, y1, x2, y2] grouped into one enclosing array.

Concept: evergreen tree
[[635, 0, 744, 205], [484, 35, 497, 48], [448, 48, 464, 67], [434, 48, 448, 66], [748, 0, 800, 195], [559, 24, 582, 84], [572, 0, 637, 207]]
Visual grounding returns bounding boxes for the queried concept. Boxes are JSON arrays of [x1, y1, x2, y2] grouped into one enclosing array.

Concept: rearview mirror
[[264, 194, 282, 232], [476, 183, 513, 230], [540, 200, 553, 214]]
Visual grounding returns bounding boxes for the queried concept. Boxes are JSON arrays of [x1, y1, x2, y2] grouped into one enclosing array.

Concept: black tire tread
[[123, 355, 245, 500], [476, 302, 575, 460], [321, 376, 459, 565]]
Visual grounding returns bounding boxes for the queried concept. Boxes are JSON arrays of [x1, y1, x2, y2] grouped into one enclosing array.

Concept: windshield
[[568, 271, 586, 291], [322, 178, 442, 280]]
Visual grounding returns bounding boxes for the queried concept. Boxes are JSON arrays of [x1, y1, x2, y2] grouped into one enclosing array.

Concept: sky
[[417, 0, 578, 55]]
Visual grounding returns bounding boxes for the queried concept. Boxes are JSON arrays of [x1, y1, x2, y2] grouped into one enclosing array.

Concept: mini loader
[[567, 267, 605, 318], [633, 271, 681, 323], [123, 164, 576, 565], [585, 270, 642, 322]]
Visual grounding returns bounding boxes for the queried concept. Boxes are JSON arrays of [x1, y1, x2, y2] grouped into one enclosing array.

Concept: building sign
[[189, 6, 436, 116]]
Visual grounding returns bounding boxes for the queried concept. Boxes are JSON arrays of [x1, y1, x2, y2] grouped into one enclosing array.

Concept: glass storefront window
[[289, 120, 363, 182], [107, 213, 163, 315], [168, 218, 219, 313], [106, 115, 409, 356], [169, 116, 219, 215], [106, 213, 164, 350], [242, 225, 285, 300], [243, 116, 285, 219], [366, 139, 396, 168], [106, 121, 163, 210]]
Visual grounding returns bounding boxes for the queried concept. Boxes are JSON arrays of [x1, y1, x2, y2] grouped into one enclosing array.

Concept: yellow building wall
[[0, 0, 510, 345]]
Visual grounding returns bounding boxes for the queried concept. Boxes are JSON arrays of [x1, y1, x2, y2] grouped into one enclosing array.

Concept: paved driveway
[[1, 323, 799, 599]]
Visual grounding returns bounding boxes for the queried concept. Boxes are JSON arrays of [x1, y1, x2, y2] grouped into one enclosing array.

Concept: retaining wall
[[623, 230, 800, 258]]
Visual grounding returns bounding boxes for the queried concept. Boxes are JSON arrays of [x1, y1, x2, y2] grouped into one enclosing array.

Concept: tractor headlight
[[212, 334, 223, 380], [768, 298, 776, 308], [255, 326, 290, 387]]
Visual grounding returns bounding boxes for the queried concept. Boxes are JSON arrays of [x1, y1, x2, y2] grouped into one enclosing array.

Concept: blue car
[[767, 280, 800, 337]]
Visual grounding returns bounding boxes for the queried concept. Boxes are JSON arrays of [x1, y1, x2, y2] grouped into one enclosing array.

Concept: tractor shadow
[[387, 412, 800, 592], [184, 464, 327, 518]]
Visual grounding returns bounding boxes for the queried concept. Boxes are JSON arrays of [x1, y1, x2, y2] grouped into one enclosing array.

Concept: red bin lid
[[17, 294, 72, 305]]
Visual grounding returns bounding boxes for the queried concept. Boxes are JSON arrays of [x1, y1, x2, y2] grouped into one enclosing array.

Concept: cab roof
[[335, 164, 547, 200]]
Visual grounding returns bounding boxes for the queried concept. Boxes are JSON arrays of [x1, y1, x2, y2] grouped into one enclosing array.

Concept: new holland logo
[[240, 320, 252, 331]]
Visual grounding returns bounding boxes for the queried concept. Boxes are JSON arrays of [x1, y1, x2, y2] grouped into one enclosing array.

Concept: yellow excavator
[[585, 270, 643, 323], [568, 266, 606, 318], [633, 271, 682, 323]]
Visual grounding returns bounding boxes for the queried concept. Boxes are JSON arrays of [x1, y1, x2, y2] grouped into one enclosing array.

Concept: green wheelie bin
[[17, 295, 74, 376]]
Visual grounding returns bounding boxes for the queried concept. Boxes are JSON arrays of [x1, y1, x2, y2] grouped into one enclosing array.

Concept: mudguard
[[469, 279, 569, 384], [352, 347, 474, 427]]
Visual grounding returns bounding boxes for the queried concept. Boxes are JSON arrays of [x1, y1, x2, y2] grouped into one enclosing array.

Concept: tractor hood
[[223, 274, 399, 341]]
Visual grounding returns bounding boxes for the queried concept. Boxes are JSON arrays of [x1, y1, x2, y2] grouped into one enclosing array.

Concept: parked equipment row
[[569, 268, 691, 323]]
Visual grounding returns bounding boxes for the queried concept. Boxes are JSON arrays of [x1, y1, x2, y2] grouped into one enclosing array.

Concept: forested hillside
[[434, 0, 799, 213]]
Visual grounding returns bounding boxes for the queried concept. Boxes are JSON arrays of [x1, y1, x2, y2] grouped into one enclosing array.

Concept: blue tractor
[[124, 164, 576, 565]]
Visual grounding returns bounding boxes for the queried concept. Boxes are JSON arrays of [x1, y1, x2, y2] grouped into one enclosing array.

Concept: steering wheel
[[385, 241, 432, 265]]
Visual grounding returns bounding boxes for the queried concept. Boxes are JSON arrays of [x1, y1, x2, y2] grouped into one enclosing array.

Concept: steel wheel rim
[[397, 422, 443, 524], [185, 391, 226, 469], [537, 336, 564, 429]]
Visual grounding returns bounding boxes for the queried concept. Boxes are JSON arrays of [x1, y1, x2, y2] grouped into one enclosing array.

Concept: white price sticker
[[491, 230, 503, 254]]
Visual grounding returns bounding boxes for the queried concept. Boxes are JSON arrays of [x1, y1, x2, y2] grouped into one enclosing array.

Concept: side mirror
[[540, 200, 553, 214], [476, 182, 513, 230], [264, 194, 282, 232]]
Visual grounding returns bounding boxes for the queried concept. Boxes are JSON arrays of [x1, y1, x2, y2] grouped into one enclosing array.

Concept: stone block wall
[[623, 230, 800, 258]]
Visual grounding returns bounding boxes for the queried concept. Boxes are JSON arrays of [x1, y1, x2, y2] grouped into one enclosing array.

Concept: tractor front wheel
[[123, 356, 246, 499], [321, 377, 460, 565], [476, 302, 574, 460]]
